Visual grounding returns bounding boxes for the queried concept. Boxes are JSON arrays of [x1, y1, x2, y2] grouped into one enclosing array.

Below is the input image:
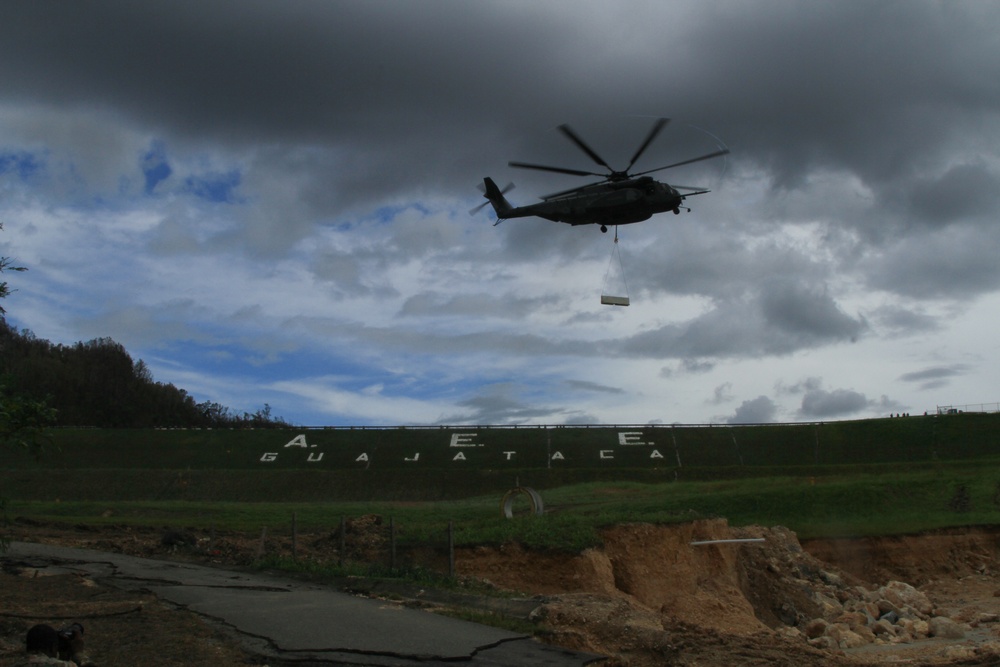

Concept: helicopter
[[473, 118, 729, 233]]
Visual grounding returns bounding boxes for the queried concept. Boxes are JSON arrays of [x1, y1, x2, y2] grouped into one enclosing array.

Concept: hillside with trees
[[0, 226, 278, 431], [0, 321, 289, 428]]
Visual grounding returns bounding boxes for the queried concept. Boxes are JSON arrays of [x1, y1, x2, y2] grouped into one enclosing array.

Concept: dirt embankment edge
[[457, 519, 1000, 666]]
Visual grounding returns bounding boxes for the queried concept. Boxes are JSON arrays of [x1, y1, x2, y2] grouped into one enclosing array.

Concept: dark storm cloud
[[684, 359, 715, 374], [710, 382, 733, 405], [863, 225, 1000, 298], [899, 365, 970, 391], [676, 3, 1000, 190], [0, 2, 547, 216], [0, 2, 523, 136], [759, 281, 864, 342], [728, 396, 777, 424], [902, 163, 1000, 225], [3, 0, 997, 286], [775, 377, 823, 396], [621, 283, 864, 360], [439, 383, 572, 425], [799, 388, 870, 418], [565, 380, 625, 395], [399, 292, 559, 319], [659, 359, 715, 379], [4, 1, 997, 209], [869, 305, 941, 336]]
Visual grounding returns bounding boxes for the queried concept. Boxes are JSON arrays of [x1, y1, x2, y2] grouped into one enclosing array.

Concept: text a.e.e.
[[258, 431, 667, 466]]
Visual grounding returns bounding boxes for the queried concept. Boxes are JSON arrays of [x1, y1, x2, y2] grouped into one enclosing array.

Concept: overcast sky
[[1, 1, 998, 426]]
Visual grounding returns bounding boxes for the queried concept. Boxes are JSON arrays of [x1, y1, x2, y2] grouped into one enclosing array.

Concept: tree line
[[0, 320, 291, 429]]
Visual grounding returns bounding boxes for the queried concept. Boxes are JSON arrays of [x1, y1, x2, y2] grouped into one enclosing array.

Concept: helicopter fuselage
[[527, 178, 682, 226], [485, 176, 692, 228]]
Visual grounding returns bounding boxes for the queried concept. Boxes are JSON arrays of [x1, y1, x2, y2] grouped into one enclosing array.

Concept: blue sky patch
[[184, 170, 241, 203], [0, 151, 43, 180], [141, 142, 172, 194]]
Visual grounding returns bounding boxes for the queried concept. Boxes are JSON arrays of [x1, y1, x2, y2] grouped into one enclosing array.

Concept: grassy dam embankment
[[3, 412, 998, 503]]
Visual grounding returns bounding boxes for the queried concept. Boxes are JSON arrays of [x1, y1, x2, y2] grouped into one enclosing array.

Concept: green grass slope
[[3, 413, 999, 546]]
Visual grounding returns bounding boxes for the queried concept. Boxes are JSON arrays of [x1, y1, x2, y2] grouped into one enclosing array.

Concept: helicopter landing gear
[[600, 225, 608, 233]]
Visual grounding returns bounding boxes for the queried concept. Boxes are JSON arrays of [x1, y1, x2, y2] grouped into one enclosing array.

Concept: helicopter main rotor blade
[[558, 124, 613, 171], [625, 117, 670, 171], [508, 161, 604, 177], [632, 148, 731, 177]]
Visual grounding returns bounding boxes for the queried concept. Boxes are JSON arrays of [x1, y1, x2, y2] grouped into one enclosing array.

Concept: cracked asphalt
[[4, 542, 603, 666]]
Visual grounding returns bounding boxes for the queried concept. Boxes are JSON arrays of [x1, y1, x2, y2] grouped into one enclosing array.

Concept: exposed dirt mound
[[459, 519, 1000, 666], [805, 527, 1000, 585]]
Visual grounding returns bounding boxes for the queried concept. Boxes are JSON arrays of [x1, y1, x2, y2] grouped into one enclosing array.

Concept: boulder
[[879, 581, 934, 617], [871, 618, 896, 637], [928, 616, 966, 640], [879, 610, 899, 625], [803, 618, 829, 639], [825, 622, 867, 649], [812, 591, 843, 618], [876, 599, 901, 617], [808, 635, 838, 651]]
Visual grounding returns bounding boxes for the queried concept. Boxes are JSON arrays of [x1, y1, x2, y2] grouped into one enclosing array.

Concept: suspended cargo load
[[601, 228, 630, 306], [601, 294, 630, 306]]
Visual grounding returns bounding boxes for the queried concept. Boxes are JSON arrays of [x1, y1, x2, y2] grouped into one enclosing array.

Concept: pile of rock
[[798, 579, 972, 650]]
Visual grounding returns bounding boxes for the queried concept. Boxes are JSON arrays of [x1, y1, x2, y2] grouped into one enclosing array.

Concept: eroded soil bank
[[458, 520, 1000, 665]]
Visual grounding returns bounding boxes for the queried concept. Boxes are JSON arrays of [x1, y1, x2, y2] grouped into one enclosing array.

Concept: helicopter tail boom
[[482, 177, 514, 217]]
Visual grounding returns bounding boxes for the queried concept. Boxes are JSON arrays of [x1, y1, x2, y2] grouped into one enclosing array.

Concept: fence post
[[256, 526, 267, 561], [389, 516, 396, 572], [672, 426, 682, 469], [448, 520, 455, 579], [339, 515, 346, 567]]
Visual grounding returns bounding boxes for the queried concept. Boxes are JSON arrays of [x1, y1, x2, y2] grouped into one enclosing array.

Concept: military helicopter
[[473, 118, 728, 233]]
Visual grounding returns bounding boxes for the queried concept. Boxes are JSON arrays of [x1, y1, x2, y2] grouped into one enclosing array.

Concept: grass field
[[3, 413, 1000, 551], [5, 463, 1000, 550]]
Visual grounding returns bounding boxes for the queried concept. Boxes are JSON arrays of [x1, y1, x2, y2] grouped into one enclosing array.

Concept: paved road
[[4, 542, 604, 666]]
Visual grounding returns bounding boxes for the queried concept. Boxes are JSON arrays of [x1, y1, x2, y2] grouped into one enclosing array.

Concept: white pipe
[[690, 538, 766, 546]]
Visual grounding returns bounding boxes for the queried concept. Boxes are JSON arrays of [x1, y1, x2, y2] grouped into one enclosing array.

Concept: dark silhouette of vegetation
[[0, 224, 289, 429], [0, 321, 291, 428], [1, 226, 54, 457], [2, 224, 56, 551], [949, 483, 972, 513], [0, 227, 27, 315]]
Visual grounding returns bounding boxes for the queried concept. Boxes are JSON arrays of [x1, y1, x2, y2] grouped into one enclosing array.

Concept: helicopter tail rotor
[[471, 178, 515, 216]]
